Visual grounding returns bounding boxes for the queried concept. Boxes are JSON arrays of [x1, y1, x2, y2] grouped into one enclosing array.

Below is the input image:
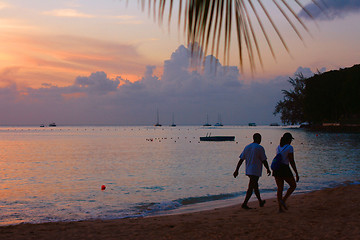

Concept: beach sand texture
[[0, 184, 359, 240]]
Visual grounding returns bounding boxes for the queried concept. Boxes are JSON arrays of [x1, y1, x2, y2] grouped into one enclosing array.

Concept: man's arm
[[233, 158, 244, 178], [262, 160, 271, 176]]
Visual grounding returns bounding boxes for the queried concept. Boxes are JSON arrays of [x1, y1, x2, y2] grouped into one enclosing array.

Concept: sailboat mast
[[203, 114, 211, 126], [157, 110, 159, 125], [155, 109, 162, 126], [171, 112, 176, 127]]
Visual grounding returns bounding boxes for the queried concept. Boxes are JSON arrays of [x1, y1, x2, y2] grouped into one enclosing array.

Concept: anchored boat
[[200, 133, 235, 142]]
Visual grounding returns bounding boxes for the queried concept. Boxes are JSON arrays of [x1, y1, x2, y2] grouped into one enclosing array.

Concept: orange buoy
[[101, 185, 106, 190]]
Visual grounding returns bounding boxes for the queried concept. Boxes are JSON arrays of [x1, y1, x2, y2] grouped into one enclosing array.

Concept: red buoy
[[101, 185, 106, 190]]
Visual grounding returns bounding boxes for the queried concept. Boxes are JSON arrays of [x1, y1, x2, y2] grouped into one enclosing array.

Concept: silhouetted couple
[[233, 133, 299, 212]]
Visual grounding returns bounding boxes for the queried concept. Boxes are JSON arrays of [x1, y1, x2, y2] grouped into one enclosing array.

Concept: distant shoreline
[[300, 124, 360, 133]]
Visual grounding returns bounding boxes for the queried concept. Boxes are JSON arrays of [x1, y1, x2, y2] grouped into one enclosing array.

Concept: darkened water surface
[[0, 126, 359, 225]]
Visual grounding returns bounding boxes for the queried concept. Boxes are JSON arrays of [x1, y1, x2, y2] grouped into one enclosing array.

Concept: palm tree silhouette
[[140, 0, 322, 71]]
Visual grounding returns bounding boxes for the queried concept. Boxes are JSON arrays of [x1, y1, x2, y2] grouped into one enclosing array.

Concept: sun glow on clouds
[[42, 8, 142, 24], [111, 15, 143, 25], [0, 18, 36, 30], [0, 1, 10, 9], [0, 30, 150, 88], [43, 9, 94, 18], [0, 0, 359, 93]]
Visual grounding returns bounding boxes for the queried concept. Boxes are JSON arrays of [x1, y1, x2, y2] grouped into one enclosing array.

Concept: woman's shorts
[[273, 164, 294, 178]]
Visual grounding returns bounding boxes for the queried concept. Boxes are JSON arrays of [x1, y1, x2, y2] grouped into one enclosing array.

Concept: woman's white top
[[276, 144, 294, 165]]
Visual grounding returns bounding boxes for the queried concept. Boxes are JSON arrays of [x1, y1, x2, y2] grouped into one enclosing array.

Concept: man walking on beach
[[233, 133, 271, 209]]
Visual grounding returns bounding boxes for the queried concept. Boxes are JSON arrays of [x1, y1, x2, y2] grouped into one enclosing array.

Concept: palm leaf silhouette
[[138, 0, 322, 71]]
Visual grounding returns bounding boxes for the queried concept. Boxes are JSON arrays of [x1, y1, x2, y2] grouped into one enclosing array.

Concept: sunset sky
[[0, 0, 359, 125]]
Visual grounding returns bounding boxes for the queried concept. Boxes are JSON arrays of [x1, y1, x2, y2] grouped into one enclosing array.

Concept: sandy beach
[[0, 184, 359, 240]]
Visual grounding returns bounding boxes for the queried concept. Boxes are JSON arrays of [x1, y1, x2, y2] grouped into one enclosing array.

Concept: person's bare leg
[[275, 177, 285, 212], [242, 176, 258, 209], [251, 176, 265, 207], [283, 176, 297, 203]]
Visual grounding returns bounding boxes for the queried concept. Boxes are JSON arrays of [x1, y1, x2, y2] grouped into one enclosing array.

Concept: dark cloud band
[[299, 0, 360, 20]]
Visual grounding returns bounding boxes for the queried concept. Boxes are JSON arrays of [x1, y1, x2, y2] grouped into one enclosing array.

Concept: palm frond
[[141, 0, 322, 71]]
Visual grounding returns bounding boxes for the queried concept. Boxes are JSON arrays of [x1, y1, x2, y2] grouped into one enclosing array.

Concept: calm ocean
[[0, 126, 359, 225]]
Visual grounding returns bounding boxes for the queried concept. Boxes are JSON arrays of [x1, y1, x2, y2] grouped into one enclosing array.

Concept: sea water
[[0, 126, 359, 225]]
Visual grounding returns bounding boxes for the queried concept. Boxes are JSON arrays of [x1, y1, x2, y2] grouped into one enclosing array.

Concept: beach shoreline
[[1, 183, 359, 240]]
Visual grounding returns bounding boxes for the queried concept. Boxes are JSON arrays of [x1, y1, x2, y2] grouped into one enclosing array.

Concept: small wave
[[133, 192, 240, 216], [179, 192, 239, 205], [134, 201, 181, 213], [140, 186, 166, 192], [326, 180, 360, 188]]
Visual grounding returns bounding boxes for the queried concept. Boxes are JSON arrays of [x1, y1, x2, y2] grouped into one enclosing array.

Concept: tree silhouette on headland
[[274, 65, 360, 126], [304, 65, 360, 125], [274, 73, 306, 125]]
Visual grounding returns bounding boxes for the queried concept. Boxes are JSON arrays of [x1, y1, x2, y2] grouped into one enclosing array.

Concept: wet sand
[[0, 184, 359, 240]]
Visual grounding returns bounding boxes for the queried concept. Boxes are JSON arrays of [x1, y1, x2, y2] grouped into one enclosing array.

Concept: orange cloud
[[0, 31, 153, 88]]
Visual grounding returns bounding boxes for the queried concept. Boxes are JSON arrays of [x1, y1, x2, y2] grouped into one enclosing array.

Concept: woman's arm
[[288, 153, 299, 182]]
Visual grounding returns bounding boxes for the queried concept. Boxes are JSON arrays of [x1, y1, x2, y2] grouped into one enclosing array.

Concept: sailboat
[[170, 113, 176, 127], [214, 114, 223, 126], [203, 114, 211, 126], [154, 110, 162, 127]]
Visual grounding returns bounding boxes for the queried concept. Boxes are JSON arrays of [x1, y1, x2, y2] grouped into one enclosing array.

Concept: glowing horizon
[[0, 1, 359, 90]]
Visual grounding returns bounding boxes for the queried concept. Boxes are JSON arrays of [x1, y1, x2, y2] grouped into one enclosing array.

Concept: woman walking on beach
[[273, 132, 299, 212]]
